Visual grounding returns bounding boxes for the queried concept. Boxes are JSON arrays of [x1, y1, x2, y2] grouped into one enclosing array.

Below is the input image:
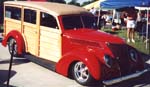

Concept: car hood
[[63, 29, 125, 44]]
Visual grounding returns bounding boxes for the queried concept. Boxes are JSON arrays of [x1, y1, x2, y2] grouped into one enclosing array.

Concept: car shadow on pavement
[[0, 58, 30, 66], [0, 70, 17, 87]]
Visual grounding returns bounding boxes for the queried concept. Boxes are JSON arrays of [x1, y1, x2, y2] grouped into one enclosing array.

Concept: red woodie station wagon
[[2, 1, 149, 86]]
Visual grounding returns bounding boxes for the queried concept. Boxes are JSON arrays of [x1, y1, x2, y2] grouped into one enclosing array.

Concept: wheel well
[[68, 60, 100, 86], [68, 61, 78, 79], [7, 37, 13, 42], [7, 36, 26, 55]]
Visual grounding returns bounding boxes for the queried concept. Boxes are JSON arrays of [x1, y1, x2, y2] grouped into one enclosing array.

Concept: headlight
[[129, 49, 138, 62], [103, 55, 113, 68]]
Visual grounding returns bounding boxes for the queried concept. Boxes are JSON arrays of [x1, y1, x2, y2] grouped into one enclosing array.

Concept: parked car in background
[[2, 1, 148, 86]]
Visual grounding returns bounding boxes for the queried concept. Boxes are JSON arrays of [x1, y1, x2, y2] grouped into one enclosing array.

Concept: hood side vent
[[70, 39, 99, 47]]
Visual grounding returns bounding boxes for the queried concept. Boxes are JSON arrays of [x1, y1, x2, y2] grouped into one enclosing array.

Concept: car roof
[[4, 1, 90, 16]]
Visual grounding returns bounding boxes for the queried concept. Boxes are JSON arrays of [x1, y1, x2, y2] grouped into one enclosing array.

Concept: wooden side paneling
[[39, 26, 61, 62], [23, 22, 38, 55], [5, 18, 21, 34]]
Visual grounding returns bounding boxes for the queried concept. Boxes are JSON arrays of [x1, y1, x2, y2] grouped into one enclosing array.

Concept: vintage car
[[2, 1, 148, 86]]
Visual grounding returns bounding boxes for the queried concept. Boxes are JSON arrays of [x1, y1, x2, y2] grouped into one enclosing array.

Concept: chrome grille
[[107, 43, 132, 75]]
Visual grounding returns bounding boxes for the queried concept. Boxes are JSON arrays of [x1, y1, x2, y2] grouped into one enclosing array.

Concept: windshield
[[62, 15, 98, 30]]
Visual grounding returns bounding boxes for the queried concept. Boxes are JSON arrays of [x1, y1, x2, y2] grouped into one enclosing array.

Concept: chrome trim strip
[[103, 69, 150, 85]]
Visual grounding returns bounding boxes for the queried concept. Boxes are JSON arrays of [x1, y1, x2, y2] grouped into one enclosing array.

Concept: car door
[[23, 8, 39, 56], [39, 12, 61, 62]]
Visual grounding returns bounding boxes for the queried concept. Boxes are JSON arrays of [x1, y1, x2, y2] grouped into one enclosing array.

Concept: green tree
[[68, 0, 80, 6], [47, 0, 66, 4], [81, 0, 96, 6], [0, 0, 8, 5]]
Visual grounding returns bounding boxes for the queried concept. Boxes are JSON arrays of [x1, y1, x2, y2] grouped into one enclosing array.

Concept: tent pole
[[112, 9, 115, 23], [146, 8, 149, 50], [97, 8, 101, 29]]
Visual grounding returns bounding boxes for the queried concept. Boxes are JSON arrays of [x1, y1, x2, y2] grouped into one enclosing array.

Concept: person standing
[[126, 8, 137, 43]]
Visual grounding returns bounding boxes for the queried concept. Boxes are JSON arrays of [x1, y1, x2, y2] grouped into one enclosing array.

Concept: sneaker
[[131, 39, 135, 43], [127, 39, 130, 43]]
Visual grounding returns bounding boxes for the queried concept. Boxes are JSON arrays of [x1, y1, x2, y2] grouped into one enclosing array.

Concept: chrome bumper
[[103, 69, 150, 85]]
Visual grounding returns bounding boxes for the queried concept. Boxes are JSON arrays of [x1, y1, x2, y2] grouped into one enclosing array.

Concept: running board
[[24, 54, 56, 71]]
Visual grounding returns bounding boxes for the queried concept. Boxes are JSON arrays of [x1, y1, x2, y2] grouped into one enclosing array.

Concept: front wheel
[[72, 61, 96, 86], [8, 38, 18, 56]]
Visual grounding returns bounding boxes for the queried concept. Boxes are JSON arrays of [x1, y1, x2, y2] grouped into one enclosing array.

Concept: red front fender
[[56, 49, 101, 80], [2, 30, 25, 54]]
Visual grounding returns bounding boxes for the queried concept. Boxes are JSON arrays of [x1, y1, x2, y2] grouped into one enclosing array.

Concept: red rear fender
[[56, 49, 101, 80], [2, 30, 25, 54]]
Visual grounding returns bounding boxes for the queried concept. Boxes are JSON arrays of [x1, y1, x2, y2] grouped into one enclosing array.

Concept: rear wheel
[[8, 38, 18, 56], [72, 61, 96, 86]]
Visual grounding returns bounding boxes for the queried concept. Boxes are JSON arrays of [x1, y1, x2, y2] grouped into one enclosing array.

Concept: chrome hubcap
[[74, 62, 89, 83], [9, 39, 17, 54]]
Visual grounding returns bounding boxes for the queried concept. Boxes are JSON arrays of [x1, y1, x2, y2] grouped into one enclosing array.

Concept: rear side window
[[24, 9, 36, 24], [5, 6, 21, 20]]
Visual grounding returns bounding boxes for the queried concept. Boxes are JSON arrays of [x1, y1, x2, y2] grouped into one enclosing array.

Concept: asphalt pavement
[[0, 44, 83, 87], [0, 33, 150, 87]]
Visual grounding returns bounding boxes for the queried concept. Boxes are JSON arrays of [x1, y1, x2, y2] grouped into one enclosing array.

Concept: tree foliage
[[47, 0, 66, 3], [81, 0, 96, 6], [0, 0, 8, 5], [67, 0, 98, 6], [68, 0, 80, 6]]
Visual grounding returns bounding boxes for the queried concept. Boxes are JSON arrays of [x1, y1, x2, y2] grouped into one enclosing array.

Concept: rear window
[[5, 6, 21, 20]]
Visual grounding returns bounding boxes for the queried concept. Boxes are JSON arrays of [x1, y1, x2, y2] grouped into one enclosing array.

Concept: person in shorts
[[126, 9, 137, 43]]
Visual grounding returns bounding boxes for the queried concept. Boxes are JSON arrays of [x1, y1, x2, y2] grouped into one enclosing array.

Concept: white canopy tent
[[84, 0, 150, 50], [135, 7, 150, 49], [100, 0, 150, 50]]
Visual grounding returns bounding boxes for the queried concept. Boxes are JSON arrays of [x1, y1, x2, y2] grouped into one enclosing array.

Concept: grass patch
[[103, 28, 150, 55]]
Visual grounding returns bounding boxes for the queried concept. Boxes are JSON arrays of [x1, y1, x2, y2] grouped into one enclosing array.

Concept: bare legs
[[127, 28, 135, 43]]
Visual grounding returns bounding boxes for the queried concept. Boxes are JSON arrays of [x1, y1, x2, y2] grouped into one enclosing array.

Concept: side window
[[5, 6, 21, 20], [24, 9, 36, 24], [40, 12, 58, 29]]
